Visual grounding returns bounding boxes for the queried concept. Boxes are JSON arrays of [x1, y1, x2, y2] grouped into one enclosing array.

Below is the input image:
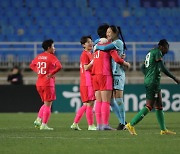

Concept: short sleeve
[[50, 55, 60, 66], [155, 50, 163, 61], [81, 52, 90, 65]]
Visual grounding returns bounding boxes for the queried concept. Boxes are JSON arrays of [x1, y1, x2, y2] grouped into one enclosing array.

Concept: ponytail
[[117, 26, 127, 51]]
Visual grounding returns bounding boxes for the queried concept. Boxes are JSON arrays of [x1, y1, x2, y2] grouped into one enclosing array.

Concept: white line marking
[[1, 136, 135, 140]]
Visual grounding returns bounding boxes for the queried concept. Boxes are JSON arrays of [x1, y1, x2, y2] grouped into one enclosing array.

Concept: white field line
[[0, 136, 136, 140]]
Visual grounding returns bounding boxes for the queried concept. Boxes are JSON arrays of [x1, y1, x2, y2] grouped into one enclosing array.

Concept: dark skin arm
[[158, 60, 180, 84]]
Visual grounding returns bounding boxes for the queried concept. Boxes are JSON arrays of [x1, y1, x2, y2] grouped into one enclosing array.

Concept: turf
[[0, 112, 179, 154]]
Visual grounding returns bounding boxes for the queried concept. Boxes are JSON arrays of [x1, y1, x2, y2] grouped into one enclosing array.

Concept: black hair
[[97, 23, 109, 38], [42, 39, 54, 51], [80, 35, 92, 45], [109, 25, 127, 50], [158, 39, 169, 47], [11, 66, 21, 74]]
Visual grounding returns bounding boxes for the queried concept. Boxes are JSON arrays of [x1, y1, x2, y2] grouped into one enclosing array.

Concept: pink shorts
[[36, 86, 56, 102], [92, 75, 113, 91], [80, 86, 95, 103]]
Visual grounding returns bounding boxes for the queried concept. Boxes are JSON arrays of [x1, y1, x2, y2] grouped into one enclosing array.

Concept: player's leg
[[71, 104, 86, 130], [100, 75, 116, 130], [40, 86, 55, 130], [111, 96, 121, 124], [93, 75, 103, 130], [94, 90, 102, 130], [114, 90, 126, 129], [155, 91, 176, 135], [40, 101, 53, 130], [34, 104, 44, 128], [111, 75, 126, 130], [34, 86, 44, 128], [71, 86, 88, 130], [86, 101, 96, 130], [130, 100, 152, 126], [126, 85, 154, 135], [84, 86, 96, 130], [101, 90, 116, 130]]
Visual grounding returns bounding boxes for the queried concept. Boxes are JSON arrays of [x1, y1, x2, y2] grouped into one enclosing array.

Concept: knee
[[146, 105, 153, 111], [155, 106, 163, 110]]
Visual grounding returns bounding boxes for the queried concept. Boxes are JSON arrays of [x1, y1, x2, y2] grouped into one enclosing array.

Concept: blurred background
[[0, 0, 180, 84], [0, 0, 180, 112]]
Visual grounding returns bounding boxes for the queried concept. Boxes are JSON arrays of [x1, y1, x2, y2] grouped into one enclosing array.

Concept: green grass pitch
[[0, 112, 180, 154]]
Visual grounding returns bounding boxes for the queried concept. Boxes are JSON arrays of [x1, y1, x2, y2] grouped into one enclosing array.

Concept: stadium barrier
[[0, 85, 42, 112], [0, 42, 180, 71], [1, 84, 179, 112]]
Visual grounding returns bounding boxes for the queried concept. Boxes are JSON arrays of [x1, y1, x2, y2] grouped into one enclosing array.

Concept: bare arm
[[159, 60, 180, 84]]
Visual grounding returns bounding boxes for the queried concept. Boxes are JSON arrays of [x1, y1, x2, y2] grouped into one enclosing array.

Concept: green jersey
[[144, 48, 163, 86]]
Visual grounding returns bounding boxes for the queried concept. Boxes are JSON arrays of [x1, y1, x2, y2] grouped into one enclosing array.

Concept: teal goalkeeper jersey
[[144, 48, 163, 85], [111, 39, 125, 76]]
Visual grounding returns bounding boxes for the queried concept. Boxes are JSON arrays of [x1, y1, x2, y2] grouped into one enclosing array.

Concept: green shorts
[[145, 84, 161, 100]]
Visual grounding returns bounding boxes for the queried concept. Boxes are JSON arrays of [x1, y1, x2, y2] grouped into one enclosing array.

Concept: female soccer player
[[92, 24, 131, 130], [126, 39, 180, 135], [30, 39, 62, 130], [95, 25, 128, 130], [71, 36, 96, 131]]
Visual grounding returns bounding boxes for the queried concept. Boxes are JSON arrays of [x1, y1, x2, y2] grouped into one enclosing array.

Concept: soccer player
[[126, 39, 180, 135], [95, 25, 128, 130], [71, 35, 96, 131], [92, 24, 131, 130], [30, 39, 62, 130]]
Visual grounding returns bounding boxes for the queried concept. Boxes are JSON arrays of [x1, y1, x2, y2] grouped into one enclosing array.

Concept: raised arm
[[96, 43, 115, 51]]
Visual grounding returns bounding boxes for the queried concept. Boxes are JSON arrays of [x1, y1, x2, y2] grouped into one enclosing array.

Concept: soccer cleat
[[102, 125, 116, 131], [125, 123, 137, 135], [117, 123, 126, 130], [160, 129, 176, 135], [88, 124, 97, 131], [96, 124, 103, 130], [70, 123, 82, 130], [34, 119, 41, 128], [40, 124, 54, 130]]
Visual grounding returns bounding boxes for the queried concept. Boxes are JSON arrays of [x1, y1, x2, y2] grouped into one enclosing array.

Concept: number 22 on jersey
[[37, 62, 47, 74]]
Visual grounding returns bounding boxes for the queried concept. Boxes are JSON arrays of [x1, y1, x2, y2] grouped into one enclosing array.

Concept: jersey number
[[145, 52, 151, 68], [94, 50, 100, 59], [37, 62, 47, 74]]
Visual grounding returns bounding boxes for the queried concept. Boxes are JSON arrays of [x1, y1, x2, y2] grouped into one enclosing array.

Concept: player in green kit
[[126, 39, 180, 135]]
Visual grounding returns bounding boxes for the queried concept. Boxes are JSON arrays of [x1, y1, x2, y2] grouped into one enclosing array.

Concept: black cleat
[[117, 123, 126, 130]]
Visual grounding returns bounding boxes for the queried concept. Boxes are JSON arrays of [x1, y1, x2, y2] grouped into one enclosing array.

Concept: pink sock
[[86, 106, 93, 125], [42, 105, 51, 124], [95, 101, 102, 125], [74, 105, 87, 123], [101, 102, 110, 125], [38, 105, 45, 119]]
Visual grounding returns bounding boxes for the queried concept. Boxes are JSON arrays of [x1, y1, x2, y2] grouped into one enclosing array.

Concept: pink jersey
[[92, 46, 124, 75], [30, 52, 62, 87], [80, 50, 93, 86]]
